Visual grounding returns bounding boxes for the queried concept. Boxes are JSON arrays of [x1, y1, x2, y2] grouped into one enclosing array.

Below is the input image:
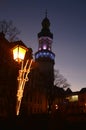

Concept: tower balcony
[[35, 50, 55, 62]]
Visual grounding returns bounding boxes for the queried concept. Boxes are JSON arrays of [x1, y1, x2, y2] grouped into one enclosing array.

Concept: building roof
[[80, 87, 86, 93]]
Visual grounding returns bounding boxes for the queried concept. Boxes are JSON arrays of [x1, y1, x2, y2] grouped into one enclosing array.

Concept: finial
[[45, 9, 47, 18]]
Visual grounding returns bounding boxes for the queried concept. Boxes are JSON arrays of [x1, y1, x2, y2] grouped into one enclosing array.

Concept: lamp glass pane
[[19, 47, 26, 60], [13, 47, 18, 60], [13, 46, 26, 62]]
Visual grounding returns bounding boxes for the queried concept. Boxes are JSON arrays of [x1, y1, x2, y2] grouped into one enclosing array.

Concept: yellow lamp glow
[[13, 45, 27, 62]]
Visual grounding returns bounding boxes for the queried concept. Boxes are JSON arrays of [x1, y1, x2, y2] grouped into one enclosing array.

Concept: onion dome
[[42, 17, 50, 29], [38, 16, 53, 39]]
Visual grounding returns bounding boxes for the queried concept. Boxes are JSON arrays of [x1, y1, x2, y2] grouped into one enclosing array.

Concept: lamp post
[[12, 44, 33, 115]]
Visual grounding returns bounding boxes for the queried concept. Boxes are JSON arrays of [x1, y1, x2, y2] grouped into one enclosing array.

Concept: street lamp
[[12, 43, 33, 116], [13, 44, 27, 62]]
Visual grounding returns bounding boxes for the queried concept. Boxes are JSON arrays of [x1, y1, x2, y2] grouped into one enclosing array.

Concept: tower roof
[[42, 16, 50, 29], [38, 15, 53, 39]]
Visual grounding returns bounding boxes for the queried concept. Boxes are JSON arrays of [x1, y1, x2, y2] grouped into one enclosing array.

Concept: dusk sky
[[0, 0, 86, 92]]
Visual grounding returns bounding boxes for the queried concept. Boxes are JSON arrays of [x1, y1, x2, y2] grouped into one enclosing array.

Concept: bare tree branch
[[0, 20, 20, 42], [54, 69, 70, 89]]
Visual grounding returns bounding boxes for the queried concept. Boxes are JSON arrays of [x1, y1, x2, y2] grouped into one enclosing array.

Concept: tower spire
[[38, 11, 53, 38]]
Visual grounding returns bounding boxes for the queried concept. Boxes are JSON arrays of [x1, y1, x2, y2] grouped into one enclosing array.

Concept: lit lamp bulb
[[12, 45, 27, 62]]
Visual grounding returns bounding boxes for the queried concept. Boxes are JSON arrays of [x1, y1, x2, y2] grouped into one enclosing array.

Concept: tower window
[[43, 45, 47, 50], [48, 47, 51, 51], [39, 48, 41, 50]]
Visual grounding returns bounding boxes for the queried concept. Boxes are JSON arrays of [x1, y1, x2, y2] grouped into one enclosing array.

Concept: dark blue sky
[[0, 0, 86, 91]]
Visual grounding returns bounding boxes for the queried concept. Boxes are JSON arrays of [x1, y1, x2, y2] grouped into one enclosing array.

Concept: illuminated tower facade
[[35, 15, 55, 86], [35, 15, 55, 111]]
